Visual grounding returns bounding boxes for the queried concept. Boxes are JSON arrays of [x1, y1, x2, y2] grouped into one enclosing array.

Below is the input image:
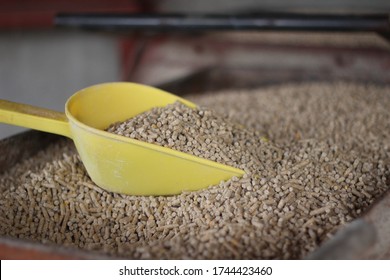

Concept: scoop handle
[[0, 99, 72, 138]]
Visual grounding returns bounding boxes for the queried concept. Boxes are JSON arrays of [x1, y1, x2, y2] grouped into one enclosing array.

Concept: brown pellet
[[0, 82, 389, 260]]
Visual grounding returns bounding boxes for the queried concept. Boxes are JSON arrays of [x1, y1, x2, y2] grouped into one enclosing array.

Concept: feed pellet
[[106, 101, 272, 172], [0, 82, 389, 259]]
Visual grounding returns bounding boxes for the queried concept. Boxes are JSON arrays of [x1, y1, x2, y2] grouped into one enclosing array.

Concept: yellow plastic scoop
[[0, 82, 244, 195]]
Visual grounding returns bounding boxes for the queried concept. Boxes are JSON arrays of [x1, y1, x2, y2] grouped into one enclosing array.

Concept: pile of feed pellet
[[106, 101, 273, 172], [1, 82, 389, 259]]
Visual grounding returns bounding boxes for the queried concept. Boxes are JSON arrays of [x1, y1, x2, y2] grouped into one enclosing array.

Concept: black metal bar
[[55, 13, 390, 32]]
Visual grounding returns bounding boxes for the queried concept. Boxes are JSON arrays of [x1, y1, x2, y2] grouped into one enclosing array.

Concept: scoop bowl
[[0, 82, 244, 195]]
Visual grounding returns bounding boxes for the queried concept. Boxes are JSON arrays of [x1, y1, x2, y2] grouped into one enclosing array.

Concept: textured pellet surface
[[107, 101, 272, 172], [1, 82, 389, 259]]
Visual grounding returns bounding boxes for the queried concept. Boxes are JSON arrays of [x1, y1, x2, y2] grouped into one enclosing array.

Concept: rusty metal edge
[[0, 236, 112, 260]]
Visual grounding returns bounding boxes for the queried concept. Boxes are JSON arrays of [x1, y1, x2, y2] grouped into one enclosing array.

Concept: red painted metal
[[0, 0, 142, 28]]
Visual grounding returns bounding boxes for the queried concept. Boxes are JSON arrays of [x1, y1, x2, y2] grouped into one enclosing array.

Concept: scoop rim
[[64, 82, 245, 176]]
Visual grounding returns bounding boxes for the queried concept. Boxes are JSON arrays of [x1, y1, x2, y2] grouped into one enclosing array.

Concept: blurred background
[[1, 0, 390, 139]]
